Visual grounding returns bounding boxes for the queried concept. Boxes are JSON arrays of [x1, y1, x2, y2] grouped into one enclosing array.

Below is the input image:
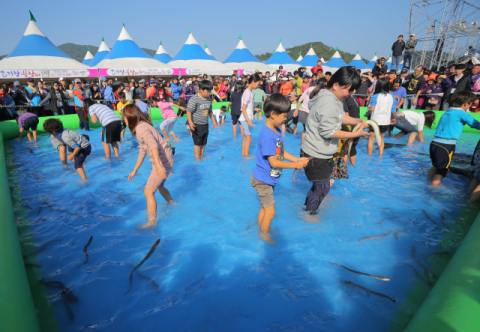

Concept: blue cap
[[100, 77, 107, 82], [14, 81, 21, 86], [26, 77, 34, 82]]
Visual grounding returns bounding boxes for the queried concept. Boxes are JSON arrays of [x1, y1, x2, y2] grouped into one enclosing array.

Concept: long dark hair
[[234, 81, 245, 93], [423, 110, 436, 129], [123, 104, 153, 137], [309, 77, 328, 99], [327, 66, 361, 91], [147, 96, 160, 106], [374, 78, 392, 94]]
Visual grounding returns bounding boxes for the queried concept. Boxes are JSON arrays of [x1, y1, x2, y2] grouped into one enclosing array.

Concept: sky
[[1, 0, 414, 62]]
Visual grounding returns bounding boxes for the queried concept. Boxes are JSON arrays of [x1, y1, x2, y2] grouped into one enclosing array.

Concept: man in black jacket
[[442, 63, 471, 111], [372, 57, 388, 76], [392, 35, 406, 73]]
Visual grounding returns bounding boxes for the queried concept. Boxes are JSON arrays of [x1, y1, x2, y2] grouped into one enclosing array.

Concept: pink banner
[[171, 68, 180, 75], [99, 69, 109, 77]]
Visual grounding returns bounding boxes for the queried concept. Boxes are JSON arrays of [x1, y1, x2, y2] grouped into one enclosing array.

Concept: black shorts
[[68, 145, 92, 169], [300, 149, 334, 182], [430, 141, 456, 177], [231, 114, 241, 125], [369, 125, 390, 133], [284, 109, 298, 125], [192, 123, 209, 146], [349, 138, 360, 157], [102, 121, 122, 144], [22, 116, 39, 131]]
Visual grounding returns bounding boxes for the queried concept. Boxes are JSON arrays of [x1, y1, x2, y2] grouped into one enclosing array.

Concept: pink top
[[157, 101, 178, 119], [136, 121, 174, 173], [301, 83, 310, 95], [299, 87, 315, 113]]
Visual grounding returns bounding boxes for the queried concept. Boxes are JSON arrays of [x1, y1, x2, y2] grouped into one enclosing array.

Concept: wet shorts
[[231, 114, 241, 125], [146, 167, 170, 192], [430, 141, 456, 177], [192, 123, 209, 146], [68, 144, 91, 169], [369, 125, 390, 133], [241, 121, 252, 136], [300, 149, 334, 182], [22, 116, 39, 131], [298, 110, 309, 125], [250, 174, 275, 208], [102, 120, 122, 144], [253, 102, 263, 112]]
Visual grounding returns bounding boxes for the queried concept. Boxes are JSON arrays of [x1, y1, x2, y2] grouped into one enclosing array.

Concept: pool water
[[6, 116, 480, 332]]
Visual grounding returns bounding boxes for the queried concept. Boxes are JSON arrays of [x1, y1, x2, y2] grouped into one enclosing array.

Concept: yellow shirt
[[117, 100, 130, 114]]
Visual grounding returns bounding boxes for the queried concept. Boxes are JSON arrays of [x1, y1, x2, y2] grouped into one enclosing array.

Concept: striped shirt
[[88, 103, 120, 126], [186, 94, 212, 125]]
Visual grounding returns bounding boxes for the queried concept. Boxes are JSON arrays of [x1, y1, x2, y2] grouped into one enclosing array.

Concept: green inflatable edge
[[0, 101, 480, 331]]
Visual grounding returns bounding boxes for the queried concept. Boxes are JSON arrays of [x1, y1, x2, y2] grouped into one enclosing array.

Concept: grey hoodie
[[405, 39, 417, 53], [301, 89, 345, 159]]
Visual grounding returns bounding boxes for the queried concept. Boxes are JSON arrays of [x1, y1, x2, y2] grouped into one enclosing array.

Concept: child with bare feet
[[250, 93, 309, 245], [240, 74, 262, 158], [124, 104, 174, 229]]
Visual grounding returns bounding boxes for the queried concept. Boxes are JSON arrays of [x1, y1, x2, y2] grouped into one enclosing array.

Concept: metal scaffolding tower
[[405, 0, 480, 70]]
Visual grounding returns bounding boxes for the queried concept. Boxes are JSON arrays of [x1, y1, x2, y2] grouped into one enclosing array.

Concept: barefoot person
[[393, 110, 436, 145], [301, 67, 368, 217], [124, 104, 174, 229], [240, 74, 262, 158], [251, 93, 308, 245]]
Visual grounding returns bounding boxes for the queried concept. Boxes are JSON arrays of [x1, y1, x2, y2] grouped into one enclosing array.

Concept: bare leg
[[367, 132, 375, 155], [59, 146, 69, 166], [469, 179, 480, 193], [162, 129, 171, 141], [378, 133, 386, 156], [26, 132, 32, 142], [257, 207, 265, 227], [428, 166, 437, 181], [407, 133, 417, 145], [293, 124, 297, 135], [121, 129, 125, 140], [240, 125, 244, 137], [158, 186, 173, 203], [432, 174, 444, 186], [233, 124, 238, 137], [200, 145, 206, 158], [171, 132, 180, 142], [137, 187, 157, 229], [350, 155, 357, 166], [470, 180, 480, 202], [76, 167, 87, 180], [102, 142, 112, 158], [393, 132, 405, 140], [194, 145, 202, 160], [259, 205, 276, 245], [32, 130, 37, 141], [242, 135, 253, 157], [282, 124, 286, 136], [111, 142, 119, 157]]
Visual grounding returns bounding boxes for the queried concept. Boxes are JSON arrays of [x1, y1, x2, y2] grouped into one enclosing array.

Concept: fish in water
[[218, 156, 224, 163], [348, 120, 382, 167], [399, 262, 433, 288], [128, 264, 161, 293], [383, 142, 406, 149], [77, 236, 93, 268], [23, 239, 61, 258], [40, 279, 78, 323], [118, 190, 127, 203], [125, 238, 161, 295], [411, 246, 439, 279], [359, 229, 405, 242], [329, 262, 390, 281], [422, 209, 440, 226], [341, 280, 396, 302]]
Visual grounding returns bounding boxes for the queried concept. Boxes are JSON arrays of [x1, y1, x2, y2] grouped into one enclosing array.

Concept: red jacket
[[311, 65, 323, 75]]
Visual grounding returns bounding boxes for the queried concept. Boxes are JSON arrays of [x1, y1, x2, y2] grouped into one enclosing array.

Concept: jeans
[[392, 55, 402, 71], [442, 100, 450, 111], [403, 53, 413, 69], [404, 96, 415, 110]]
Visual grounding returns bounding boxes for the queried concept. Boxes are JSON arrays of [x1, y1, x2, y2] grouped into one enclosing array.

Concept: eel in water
[[341, 280, 396, 302], [125, 239, 161, 295], [40, 279, 78, 322], [77, 236, 93, 268], [359, 229, 405, 242], [128, 264, 161, 293], [23, 239, 61, 258], [411, 246, 439, 279], [329, 262, 390, 281], [348, 120, 382, 166]]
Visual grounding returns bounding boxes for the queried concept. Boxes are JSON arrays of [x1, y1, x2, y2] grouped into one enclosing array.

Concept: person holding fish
[[124, 104, 175, 229], [301, 67, 369, 218]]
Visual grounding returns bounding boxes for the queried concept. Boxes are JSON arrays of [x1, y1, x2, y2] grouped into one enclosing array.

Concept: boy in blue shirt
[[251, 93, 309, 245], [429, 91, 480, 186]]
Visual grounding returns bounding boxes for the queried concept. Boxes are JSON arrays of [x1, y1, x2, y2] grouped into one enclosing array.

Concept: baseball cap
[[282, 77, 288, 81], [150, 80, 155, 84], [100, 76, 107, 82], [58, 77, 65, 82], [187, 81, 192, 85], [74, 78, 82, 84], [401, 69, 409, 74], [14, 81, 21, 87], [410, 33, 415, 36], [139, 79, 145, 83], [380, 56, 386, 60], [26, 77, 34, 82]]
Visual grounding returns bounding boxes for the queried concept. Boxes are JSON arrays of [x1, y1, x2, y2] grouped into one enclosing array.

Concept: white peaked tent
[[89, 38, 110, 67], [320, 56, 327, 64], [265, 41, 299, 73], [296, 54, 303, 62], [0, 18, 89, 70], [204, 44, 216, 60], [324, 50, 347, 73], [82, 49, 94, 65], [153, 42, 172, 63], [348, 53, 370, 73], [169, 33, 232, 74], [95, 25, 171, 70], [385, 55, 392, 70], [368, 54, 378, 69], [224, 37, 276, 72]]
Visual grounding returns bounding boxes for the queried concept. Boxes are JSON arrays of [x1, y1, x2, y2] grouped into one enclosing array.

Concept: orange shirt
[[146, 87, 157, 99], [280, 81, 293, 96]]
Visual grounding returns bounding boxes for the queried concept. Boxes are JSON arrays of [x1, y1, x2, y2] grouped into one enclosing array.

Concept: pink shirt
[[136, 121, 174, 172], [301, 83, 310, 95], [299, 87, 315, 113], [157, 101, 178, 119]]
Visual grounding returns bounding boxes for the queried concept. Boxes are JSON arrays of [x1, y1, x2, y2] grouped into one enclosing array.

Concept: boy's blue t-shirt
[[434, 108, 480, 142], [390, 87, 406, 101], [252, 125, 284, 186]]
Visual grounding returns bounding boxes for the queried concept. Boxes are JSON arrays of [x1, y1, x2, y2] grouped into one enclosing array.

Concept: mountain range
[[0, 42, 369, 65]]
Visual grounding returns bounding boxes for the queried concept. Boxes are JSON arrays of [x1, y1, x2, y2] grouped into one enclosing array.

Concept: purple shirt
[[18, 112, 37, 128]]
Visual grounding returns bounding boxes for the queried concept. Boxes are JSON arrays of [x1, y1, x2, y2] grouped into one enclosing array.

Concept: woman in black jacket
[[38, 82, 69, 115]]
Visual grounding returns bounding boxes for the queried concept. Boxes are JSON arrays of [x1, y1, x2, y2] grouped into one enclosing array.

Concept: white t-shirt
[[239, 88, 254, 122], [402, 111, 425, 131], [371, 93, 396, 126], [213, 109, 225, 122]]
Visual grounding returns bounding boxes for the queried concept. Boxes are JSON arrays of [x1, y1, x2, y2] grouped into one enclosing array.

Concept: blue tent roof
[[265, 42, 296, 65], [348, 54, 369, 70], [326, 51, 347, 68], [102, 26, 152, 60], [154, 53, 172, 63], [171, 33, 212, 61], [89, 40, 110, 67], [7, 20, 70, 59], [224, 39, 261, 63], [300, 47, 319, 67]]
